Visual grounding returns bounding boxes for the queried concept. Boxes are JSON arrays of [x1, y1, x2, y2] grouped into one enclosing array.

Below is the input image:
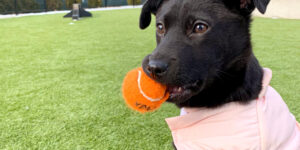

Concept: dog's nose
[[146, 60, 168, 78]]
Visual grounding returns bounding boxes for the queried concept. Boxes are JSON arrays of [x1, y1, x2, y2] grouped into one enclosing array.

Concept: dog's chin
[[167, 80, 204, 105]]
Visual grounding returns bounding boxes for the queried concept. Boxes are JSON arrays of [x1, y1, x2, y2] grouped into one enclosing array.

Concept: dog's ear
[[139, 0, 164, 29], [252, 0, 270, 14], [224, 0, 270, 15]]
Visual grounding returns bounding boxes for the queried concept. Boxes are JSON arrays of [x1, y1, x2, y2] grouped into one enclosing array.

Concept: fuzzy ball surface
[[122, 67, 169, 113]]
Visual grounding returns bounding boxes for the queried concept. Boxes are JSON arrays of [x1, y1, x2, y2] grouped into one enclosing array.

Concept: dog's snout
[[146, 60, 168, 78]]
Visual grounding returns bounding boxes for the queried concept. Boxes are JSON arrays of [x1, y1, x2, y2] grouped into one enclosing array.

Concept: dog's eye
[[193, 23, 208, 34], [156, 23, 165, 35]]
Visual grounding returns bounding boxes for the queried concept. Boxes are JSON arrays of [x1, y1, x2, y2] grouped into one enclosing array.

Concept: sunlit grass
[[0, 9, 299, 149]]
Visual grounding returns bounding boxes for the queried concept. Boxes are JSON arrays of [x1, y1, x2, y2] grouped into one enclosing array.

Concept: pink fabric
[[166, 68, 300, 150]]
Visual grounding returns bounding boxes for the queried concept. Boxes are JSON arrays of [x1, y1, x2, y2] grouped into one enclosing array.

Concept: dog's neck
[[177, 54, 263, 108]]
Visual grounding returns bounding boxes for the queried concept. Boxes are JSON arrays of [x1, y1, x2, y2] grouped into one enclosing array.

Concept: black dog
[[140, 0, 270, 149], [138, 0, 300, 149], [140, 0, 269, 108]]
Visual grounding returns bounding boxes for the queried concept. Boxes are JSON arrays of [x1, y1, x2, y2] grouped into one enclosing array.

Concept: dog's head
[[140, 0, 270, 107]]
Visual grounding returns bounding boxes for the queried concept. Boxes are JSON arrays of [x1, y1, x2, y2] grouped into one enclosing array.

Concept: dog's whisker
[[216, 69, 234, 79]]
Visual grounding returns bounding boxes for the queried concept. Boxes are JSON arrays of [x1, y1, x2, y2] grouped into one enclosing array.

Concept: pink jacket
[[166, 68, 300, 150]]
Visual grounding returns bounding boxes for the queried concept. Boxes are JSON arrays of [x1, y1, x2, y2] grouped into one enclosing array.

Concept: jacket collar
[[166, 68, 273, 131]]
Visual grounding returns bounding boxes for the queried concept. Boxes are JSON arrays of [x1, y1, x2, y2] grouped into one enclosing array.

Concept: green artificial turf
[[0, 9, 299, 149]]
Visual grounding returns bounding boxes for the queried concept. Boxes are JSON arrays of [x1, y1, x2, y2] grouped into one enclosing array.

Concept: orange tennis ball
[[122, 67, 169, 113]]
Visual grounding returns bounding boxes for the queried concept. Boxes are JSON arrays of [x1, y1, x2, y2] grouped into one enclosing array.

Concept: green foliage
[[88, 0, 102, 8], [18, 0, 40, 12], [46, 0, 64, 10], [0, 0, 14, 13], [127, 0, 141, 5], [66, 0, 82, 9], [0, 0, 39, 13], [0, 9, 299, 149]]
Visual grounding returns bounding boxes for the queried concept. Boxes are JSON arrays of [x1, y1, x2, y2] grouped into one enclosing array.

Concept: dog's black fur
[[140, 0, 270, 109], [139, 1, 270, 149]]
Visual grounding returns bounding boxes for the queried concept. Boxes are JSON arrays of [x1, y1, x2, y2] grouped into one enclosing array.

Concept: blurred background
[[0, 0, 146, 14], [253, 0, 300, 19]]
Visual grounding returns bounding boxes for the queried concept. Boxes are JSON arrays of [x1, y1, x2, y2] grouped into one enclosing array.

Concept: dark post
[[133, 0, 135, 6], [82, 0, 85, 8], [44, 0, 47, 12], [104, 0, 107, 7], [14, 0, 18, 15], [62, 0, 66, 10]]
